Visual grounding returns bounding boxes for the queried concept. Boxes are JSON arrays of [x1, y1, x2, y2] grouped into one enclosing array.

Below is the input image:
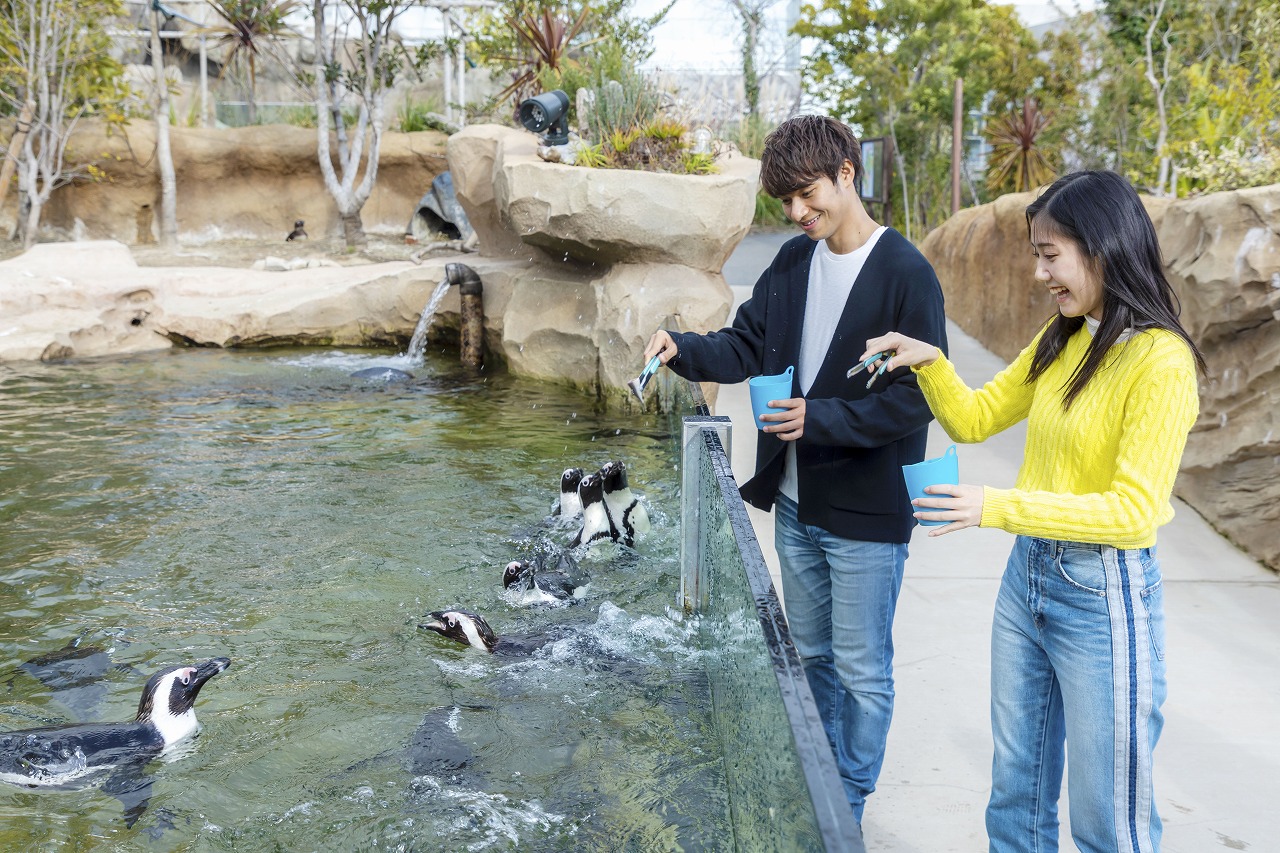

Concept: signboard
[[860, 137, 888, 203]]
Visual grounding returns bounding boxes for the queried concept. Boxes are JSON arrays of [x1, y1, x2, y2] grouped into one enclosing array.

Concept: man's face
[[777, 160, 857, 243]]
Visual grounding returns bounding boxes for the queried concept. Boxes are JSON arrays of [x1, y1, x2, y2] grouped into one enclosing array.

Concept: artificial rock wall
[[921, 186, 1280, 573], [4, 121, 450, 243]]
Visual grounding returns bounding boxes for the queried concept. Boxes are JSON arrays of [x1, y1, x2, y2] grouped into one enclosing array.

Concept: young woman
[[861, 170, 1203, 852]]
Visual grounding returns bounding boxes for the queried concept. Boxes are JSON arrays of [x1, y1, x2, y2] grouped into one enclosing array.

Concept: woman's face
[[1030, 218, 1104, 321]]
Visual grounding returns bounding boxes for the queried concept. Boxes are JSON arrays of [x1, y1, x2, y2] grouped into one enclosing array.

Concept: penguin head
[[577, 472, 605, 506], [419, 609, 497, 652], [597, 460, 630, 495], [293, 219, 304, 228], [502, 560, 534, 591], [560, 467, 584, 494], [135, 657, 231, 745]]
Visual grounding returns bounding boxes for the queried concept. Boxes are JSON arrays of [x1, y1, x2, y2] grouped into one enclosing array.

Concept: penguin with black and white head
[[597, 460, 650, 547]]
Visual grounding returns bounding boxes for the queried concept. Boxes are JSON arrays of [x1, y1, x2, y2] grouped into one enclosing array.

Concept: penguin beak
[[188, 657, 231, 696]]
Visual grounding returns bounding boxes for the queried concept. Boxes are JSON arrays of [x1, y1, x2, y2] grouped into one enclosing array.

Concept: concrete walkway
[[716, 229, 1280, 852]]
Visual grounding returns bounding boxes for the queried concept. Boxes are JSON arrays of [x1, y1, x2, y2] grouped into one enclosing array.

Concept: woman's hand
[[860, 332, 941, 374], [644, 330, 678, 364], [759, 397, 805, 441], [914, 483, 984, 536]]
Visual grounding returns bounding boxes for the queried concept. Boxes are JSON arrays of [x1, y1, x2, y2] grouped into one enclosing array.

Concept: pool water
[[0, 348, 730, 850]]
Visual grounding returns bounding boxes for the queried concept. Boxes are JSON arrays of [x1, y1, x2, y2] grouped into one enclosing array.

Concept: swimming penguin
[[349, 366, 414, 382], [419, 609, 498, 653], [0, 657, 230, 791], [555, 467, 585, 520], [570, 472, 619, 548], [418, 609, 565, 658], [502, 552, 590, 605], [286, 219, 307, 241], [598, 460, 651, 547]]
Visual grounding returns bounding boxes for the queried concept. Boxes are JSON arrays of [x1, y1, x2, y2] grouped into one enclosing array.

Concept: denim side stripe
[[1105, 546, 1155, 853]]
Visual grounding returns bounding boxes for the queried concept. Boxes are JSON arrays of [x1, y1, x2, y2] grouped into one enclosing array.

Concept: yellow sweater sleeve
[[917, 329, 1200, 549], [912, 335, 1042, 443]]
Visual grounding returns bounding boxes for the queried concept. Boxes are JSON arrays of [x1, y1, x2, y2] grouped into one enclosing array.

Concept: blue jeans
[[773, 494, 907, 823], [988, 536, 1166, 853]]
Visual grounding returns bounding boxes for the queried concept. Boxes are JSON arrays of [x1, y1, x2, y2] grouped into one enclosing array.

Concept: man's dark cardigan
[[667, 230, 949, 544]]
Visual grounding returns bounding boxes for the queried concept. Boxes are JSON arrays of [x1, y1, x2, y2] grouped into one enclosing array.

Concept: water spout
[[406, 277, 452, 365]]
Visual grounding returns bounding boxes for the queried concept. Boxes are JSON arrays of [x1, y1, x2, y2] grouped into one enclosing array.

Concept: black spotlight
[[518, 89, 570, 146]]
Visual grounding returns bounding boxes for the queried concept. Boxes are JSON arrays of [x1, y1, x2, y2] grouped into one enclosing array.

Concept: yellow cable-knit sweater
[[913, 325, 1200, 548]]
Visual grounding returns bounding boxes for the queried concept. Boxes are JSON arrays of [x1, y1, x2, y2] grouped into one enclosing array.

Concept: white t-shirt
[[778, 227, 886, 502]]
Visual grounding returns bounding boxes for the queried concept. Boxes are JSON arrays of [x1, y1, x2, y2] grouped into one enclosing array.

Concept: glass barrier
[[679, 393, 866, 852]]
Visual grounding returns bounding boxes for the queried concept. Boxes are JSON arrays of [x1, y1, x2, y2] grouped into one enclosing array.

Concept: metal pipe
[[446, 262, 483, 367]]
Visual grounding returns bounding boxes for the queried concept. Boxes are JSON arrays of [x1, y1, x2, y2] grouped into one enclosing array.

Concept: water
[[407, 278, 453, 364], [0, 348, 730, 850]]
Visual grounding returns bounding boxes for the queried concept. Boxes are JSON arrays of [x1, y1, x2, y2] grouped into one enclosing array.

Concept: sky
[[630, 0, 1099, 72]]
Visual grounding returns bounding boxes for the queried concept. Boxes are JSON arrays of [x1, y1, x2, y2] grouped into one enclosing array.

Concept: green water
[[0, 349, 730, 850]]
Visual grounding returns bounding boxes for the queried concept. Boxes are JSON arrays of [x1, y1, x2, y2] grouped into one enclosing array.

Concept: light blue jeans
[[988, 536, 1166, 853], [773, 494, 908, 823]]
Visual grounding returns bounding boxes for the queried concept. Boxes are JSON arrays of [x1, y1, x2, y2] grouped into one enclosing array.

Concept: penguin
[[554, 467, 585, 520], [286, 219, 307, 241], [570, 472, 619, 548], [0, 657, 230, 791], [598, 460, 651, 547], [418, 609, 498, 653], [349, 366, 414, 382], [418, 609, 565, 658], [502, 551, 590, 605]]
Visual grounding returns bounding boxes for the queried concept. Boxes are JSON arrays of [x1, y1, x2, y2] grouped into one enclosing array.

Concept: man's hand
[[758, 397, 805, 441]]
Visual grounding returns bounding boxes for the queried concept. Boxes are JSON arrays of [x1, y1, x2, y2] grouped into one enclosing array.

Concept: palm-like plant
[[492, 7, 592, 105], [204, 0, 302, 124], [986, 97, 1055, 193]]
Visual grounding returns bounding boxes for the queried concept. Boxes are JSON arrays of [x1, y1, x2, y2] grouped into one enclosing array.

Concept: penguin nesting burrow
[[0, 657, 231, 789]]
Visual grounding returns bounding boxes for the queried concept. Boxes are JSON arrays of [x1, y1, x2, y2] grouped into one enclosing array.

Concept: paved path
[[715, 229, 1280, 851]]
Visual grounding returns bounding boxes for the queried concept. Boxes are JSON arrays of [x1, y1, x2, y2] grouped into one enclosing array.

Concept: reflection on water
[[0, 348, 728, 849]]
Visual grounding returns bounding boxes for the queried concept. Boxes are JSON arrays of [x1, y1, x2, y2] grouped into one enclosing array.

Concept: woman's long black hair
[[1024, 170, 1206, 409]]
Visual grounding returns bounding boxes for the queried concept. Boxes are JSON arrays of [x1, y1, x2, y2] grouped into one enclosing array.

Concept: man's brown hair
[[759, 115, 864, 199]]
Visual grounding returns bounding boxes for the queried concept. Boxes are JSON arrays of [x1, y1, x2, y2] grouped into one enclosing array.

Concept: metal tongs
[[847, 351, 894, 390], [627, 355, 662, 403]]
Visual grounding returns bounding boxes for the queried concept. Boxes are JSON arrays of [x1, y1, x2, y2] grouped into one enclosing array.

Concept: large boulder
[[1158, 185, 1280, 573], [448, 123, 759, 272], [0, 241, 426, 359], [921, 184, 1280, 573], [15, 121, 449, 243]]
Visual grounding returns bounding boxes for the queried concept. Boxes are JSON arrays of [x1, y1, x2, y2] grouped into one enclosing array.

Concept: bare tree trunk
[[150, 7, 178, 247], [1144, 0, 1172, 195], [0, 101, 35, 215]]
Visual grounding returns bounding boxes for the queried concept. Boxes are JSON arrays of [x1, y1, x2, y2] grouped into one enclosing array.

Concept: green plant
[[574, 142, 609, 168], [1180, 138, 1280, 194], [986, 97, 1055, 192], [395, 95, 450, 132], [754, 191, 790, 226], [204, 0, 302, 125]]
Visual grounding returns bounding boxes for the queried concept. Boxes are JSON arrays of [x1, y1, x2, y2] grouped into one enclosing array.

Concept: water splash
[[407, 278, 452, 365]]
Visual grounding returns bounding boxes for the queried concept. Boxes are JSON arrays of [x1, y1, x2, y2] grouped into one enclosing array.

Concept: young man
[[643, 115, 947, 823]]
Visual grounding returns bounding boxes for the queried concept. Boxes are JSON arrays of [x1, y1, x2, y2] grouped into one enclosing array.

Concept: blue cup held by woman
[[902, 445, 958, 526], [748, 366, 795, 428]]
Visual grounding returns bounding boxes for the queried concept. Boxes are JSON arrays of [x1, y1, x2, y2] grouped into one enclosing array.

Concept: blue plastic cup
[[902, 445, 959, 526], [748, 366, 795, 428]]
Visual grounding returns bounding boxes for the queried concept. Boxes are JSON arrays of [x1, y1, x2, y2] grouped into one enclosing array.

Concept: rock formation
[[921, 185, 1280, 574], [442, 124, 759, 401], [0, 122, 758, 408], [5, 121, 449, 243]]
